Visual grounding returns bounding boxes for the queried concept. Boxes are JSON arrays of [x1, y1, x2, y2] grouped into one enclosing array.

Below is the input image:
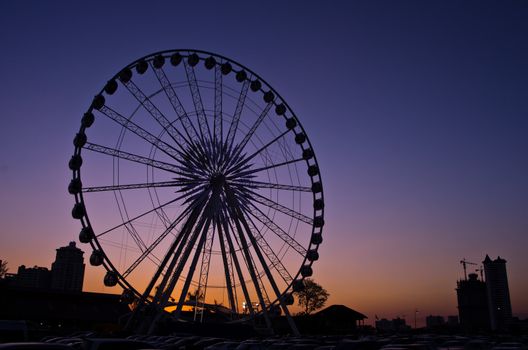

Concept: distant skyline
[[1, 1, 527, 327]]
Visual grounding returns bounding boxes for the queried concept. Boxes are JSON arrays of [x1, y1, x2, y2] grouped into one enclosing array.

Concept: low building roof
[[0, 286, 129, 323], [314, 304, 367, 320]]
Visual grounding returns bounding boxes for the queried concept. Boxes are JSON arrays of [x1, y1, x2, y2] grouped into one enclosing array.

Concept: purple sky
[[0, 1, 527, 326]]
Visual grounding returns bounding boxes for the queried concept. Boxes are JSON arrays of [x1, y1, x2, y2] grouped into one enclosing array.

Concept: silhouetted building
[[457, 272, 490, 331], [0, 285, 130, 331], [375, 317, 410, 332], [483, 255, 513, 331], [313, 305, 367, 333], [51, 241, 85, 292], [12, 265, 51, 289], [291, 305, 367, 334], [426, 315, 445, 329], [447, 315, 459, 326]]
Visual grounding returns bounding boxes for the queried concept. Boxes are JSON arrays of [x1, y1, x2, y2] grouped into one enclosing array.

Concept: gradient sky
[[1, 1, 527, 327]]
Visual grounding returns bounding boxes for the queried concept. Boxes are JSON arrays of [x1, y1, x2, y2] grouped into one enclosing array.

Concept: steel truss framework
[[69, 50, 325, 335]]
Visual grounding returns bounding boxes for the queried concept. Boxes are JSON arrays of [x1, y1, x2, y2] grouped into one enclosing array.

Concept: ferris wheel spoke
[[82, 179, 196, 193], [241, 208, 293, 284], [121, 79, 194, 153], [122, 219, 148, 253], [122, 203, 195, 277], [151, 65, 200, 143], [83, 142, 187, 176], [112, 179, 152, 252], [214, 64, 223, 146], [246, 203, 307, 256], [97, 105, 184, 162], [96, 188, 200, 238], [230, 157, 304, 179], [222, 102, 274, 173], [183, 59, 212, 147], [231, 179, 311, 193], [246, 190, 313, 225], [225, 80, 250, 151], [228, 189, 300, 335], [112, 190, 150, 255], [228, 129, 291, 173], [230, 101, 274, 165], [97, 238, 142, 253]]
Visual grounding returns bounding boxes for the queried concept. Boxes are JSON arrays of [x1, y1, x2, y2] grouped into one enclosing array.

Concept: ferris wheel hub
[[209, 173, 226, 188]]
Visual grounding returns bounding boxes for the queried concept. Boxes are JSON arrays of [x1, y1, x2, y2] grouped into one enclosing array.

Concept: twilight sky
[[0, 1, 527, 326]]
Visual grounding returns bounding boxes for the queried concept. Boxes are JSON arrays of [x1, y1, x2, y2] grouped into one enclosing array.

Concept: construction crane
[[476, 266, 484, 281], [460, 258, 477, 280]]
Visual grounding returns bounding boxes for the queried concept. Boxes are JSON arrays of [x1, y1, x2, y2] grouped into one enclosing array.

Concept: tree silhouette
[[0, 260, 8, 278], [186, 288, 204, 311], [294, 278, 329, 315]]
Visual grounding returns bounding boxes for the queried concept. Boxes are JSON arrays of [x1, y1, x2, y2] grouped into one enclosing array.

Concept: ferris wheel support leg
[[194, 225, 215, 322], [146, 213, 209, 334], [147, 189, 219, 335], [220, 213, 257, 320], [227, 205, 274, 333], [235, 205, 301, 336], [150, 205, 202, 304], [171, 217, 213, 321], [125, 216, 188, 332], [127, 198, 208, 333], [216, 220, 237, 316]]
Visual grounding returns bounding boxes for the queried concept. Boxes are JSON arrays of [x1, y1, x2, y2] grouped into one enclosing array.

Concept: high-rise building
[[456, 272, 490, 331], [483, 255, 513, 331], [50, 241, 85, 292]]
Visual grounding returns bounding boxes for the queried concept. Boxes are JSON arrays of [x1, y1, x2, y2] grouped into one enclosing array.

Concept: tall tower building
[[483, 255, 513, 331], [456, 273, 490, 331], [51, 241, 85, 292]]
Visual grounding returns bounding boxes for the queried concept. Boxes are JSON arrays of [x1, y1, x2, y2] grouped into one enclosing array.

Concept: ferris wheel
[[68, 50, 324, 334]]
